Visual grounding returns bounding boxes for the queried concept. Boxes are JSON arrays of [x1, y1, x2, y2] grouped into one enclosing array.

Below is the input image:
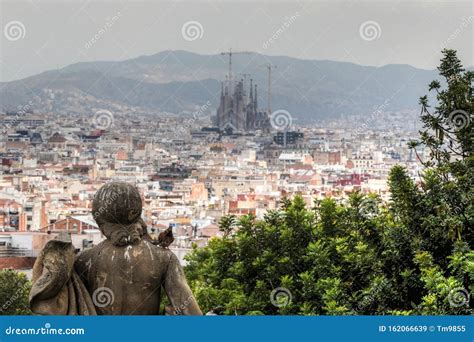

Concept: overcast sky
[[0, 0, 472, 82]]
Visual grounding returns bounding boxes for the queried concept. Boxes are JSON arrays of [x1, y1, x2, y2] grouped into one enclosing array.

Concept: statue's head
[[92, 182, 145, 246]]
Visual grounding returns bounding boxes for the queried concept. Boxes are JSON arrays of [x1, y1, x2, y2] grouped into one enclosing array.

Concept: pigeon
[[157, 226, 174, 249]]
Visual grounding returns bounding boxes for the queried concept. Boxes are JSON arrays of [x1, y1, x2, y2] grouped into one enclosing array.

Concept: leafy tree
[[409, 48, 473, 245], [184, 50, 473, 315], [218, 214, 238, 238], [0, 269, 32, 315]]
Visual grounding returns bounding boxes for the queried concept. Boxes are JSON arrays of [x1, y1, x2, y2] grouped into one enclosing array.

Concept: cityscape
[[0, 0, 471, 326], [0, 58, 427, 268]]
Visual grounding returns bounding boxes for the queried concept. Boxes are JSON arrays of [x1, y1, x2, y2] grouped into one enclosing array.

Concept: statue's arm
[[74, 248, 93, 286], [163, 252, 202, 315]]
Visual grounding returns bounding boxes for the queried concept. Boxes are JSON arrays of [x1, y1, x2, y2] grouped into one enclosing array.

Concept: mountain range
[[0, 50, 442, 123]]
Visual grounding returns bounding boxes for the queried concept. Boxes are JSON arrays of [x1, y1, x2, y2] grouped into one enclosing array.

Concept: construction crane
[[259, 63, 277, 115], [220, 49, 251, 93]]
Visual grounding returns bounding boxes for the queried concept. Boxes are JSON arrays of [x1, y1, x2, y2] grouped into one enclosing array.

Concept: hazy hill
[[0, 50, 439, 123]]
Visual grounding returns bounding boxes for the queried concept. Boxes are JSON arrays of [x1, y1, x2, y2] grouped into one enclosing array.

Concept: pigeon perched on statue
[[157, 225, 174, 249]]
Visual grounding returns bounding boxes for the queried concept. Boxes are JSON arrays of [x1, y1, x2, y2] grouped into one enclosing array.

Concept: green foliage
[[184, 50, 473, 315], [410, 48, 473, 245], [218, 215, 238, 238], [0, 269, 32, 315]]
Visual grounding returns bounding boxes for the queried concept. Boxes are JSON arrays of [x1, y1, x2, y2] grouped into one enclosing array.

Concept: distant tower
[[249, 78, 253, 104], [254, 84, 258, 111], [215, 73, 269, 132]]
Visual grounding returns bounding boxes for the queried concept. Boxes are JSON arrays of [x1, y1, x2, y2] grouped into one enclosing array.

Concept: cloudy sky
[[0, 0, 472, 82]]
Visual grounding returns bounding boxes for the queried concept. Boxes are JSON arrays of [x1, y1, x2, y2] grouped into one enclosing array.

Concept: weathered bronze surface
[[29, 182, 202, 315]]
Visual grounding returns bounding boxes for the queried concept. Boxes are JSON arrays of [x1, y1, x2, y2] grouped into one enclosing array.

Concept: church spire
[[249, 78, 253, 103], [254, 84, 258, 110]]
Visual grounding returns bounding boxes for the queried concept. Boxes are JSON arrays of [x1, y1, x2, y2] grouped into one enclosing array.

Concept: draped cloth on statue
[[29, 232, 97, 315]]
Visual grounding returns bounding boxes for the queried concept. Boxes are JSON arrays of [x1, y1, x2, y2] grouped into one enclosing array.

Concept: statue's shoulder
[[76, 241, 106, 261], [74, 242, 106, 274], [142, 239, 176, 261], [141, 239, 173, 257]]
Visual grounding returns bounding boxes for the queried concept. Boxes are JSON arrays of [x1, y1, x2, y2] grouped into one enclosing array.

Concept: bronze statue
[[29, 182, 202, 315]]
